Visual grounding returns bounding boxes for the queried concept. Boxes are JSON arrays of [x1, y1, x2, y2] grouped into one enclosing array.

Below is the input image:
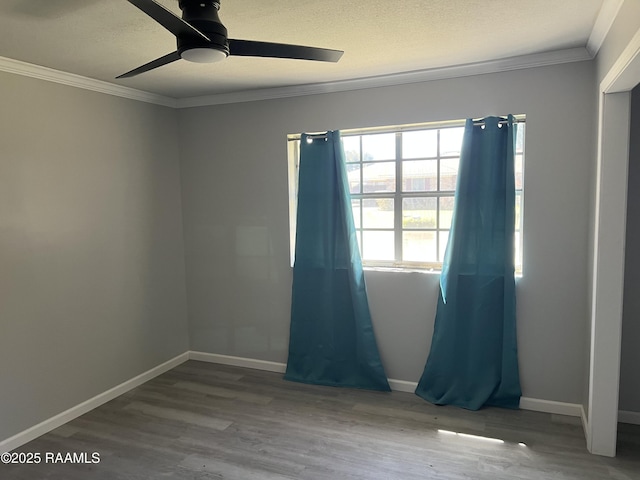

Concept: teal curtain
[[284, 131, 390, 391], [415, 116, 521, 410]]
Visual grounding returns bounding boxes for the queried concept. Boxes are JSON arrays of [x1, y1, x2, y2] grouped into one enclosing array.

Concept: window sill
[[362, 265, 523, 279], [363, 265, 441, 275]]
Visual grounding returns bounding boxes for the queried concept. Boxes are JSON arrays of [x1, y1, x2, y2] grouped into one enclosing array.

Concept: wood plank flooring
[[2, 360, 639, 479]]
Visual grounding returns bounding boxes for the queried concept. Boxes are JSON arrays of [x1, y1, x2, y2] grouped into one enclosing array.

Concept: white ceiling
[[0, 0, 607, 99]]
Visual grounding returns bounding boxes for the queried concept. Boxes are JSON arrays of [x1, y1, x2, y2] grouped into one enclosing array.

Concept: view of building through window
[[288, 120, 525, 272]]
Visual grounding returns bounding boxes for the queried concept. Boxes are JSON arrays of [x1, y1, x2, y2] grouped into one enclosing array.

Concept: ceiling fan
[[118, 0, 344, 79]]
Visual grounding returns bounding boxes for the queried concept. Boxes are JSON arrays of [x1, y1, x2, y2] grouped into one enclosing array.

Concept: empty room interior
[[1, 0, 640, 478]]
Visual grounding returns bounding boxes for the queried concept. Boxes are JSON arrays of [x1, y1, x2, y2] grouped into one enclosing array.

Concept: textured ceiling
[[0, 0, 605, 98]]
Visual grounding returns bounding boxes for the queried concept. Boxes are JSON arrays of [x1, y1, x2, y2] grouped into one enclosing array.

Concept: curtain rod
[[472, 117, 522, 126], [303, 132, 330, 139], [288, 116, 526, 142]]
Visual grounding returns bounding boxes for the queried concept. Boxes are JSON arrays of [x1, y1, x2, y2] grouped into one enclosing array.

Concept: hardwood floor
[[3, 360, 639, 479]]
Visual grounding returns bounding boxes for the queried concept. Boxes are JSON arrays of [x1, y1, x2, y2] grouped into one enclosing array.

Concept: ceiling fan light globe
[[181, 47, 227, 63]]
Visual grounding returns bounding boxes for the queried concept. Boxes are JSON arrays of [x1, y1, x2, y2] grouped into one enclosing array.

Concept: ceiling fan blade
[[126, 0, 209, 41], [229, 39, 343, 62], [117, 51, 182, 79]]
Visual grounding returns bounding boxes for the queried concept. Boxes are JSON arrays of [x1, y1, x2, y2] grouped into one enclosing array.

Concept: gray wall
[[620, 85, 640, 413], [179, 60, 596, 403], [0, 73, 189, 441]]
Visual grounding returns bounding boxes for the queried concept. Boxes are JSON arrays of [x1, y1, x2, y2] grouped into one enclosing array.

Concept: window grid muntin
[[347, 126, 467, 267]]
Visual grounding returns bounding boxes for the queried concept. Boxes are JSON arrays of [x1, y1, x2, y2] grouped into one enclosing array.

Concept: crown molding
[[1, 47, 592, 110], [176, 47, 593, 109], [0, 56, 177, 108], [587, 0, 625, 57]]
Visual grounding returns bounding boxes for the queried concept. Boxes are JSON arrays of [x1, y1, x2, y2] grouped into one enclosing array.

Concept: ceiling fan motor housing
[[177, 0, 229, 57]]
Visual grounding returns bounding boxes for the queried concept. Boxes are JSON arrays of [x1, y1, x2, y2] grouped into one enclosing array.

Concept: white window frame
[[288, 117, 525, 273]]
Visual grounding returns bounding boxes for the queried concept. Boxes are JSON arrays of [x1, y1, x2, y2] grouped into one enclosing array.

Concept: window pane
[[342, 136, 360, 162], [515, 153, 524, 190], [515, 124, 525, 154], [439, 196, 455, 229], [440, 127, 464, 156], [402, 160, 437, 192], [402, 130, 437, 159], [403, 231, 437, 262], [439, 230, 450, 262], [351, 199, 361, 228], [362, 133, 396, 161], [363, 162, 395, 192], [362, 198, 394, 228], [346, 164, 361, 193], [515, 231, 522, 268], [440, 157, 459, 191], [515, 192, 523, 230], [363, 231, 394, 260], [402, 197, 436, 228]]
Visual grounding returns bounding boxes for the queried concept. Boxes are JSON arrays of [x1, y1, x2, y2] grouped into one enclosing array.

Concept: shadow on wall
[[620, 85, 640, 415]]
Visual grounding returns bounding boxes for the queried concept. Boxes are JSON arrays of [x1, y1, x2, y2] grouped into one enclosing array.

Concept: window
[[288, 119, 525, 272]]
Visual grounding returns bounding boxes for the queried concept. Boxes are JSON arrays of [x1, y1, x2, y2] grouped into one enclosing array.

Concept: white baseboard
[[582, 405, 592, 451], [519, 397, 582, 417], [579, 405, 638, 453], [2, 350, 600, 454], [189, 351, 287, 373], [189, 351, 640, 428], [387, 379, 418, 393], [0, 352, 189, 453], [618, 410, 640, 425], [189, 352, 585, 418], [189, 351, 418, 392]]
